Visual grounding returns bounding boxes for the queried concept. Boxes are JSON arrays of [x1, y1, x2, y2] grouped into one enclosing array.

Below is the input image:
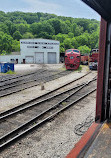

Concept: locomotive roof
[[81, 0, 111, 22], [65, 52, 80, 56]]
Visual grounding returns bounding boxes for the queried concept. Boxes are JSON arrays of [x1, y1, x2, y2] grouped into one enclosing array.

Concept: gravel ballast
[[0, 66, 93, 113], [0, 92, 96, 158], [0, 64, 97, 158]]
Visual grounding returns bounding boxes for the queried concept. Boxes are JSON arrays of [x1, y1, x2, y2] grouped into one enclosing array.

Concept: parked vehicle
[[81, 54, 88, 65], [65, 49, 81, 70], [89, 49, 99, 70]]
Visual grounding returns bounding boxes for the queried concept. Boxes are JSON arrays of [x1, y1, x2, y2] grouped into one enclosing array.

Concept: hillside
[[0, 11, 100, 54]]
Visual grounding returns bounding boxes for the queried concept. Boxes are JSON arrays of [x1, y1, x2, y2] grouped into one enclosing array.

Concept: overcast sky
[[0, 0, 100, 20]]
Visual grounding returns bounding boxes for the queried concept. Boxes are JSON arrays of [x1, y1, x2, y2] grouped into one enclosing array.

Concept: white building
[[0, 39, 60, 64]]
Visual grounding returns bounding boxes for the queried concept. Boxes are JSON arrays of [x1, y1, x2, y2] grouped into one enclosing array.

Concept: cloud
[[22, 0, 62, 13]]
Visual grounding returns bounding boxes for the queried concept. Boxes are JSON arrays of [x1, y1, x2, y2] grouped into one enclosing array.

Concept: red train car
[[65, 49, 81, 70], [89, 49, 99, 70], [81, 54, 88, 65], [67, 0, 111, 157]]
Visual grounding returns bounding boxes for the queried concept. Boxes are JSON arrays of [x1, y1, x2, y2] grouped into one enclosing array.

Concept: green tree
[[22, 32, 34, 39], [76, 33, 90, 47], [74, 19, 90, 31], [30, 22, 42, 35], [42, 21, 55, 35], [78, 45, 91, 54], [53, 33, 67, 43], [60, 21, 70, 34], [49, 19, 62, 35], [68, 32, 74, 38], [0, 23, 9, 34], [12, 40, 20, 52], [13, 31, 22, 41], [17, 23, 29, 35], [60, 43, 65, 53], [64, 38, 73, 50], [71, 23, 83, 36], [37, 32, 52, 39], [30, 21, 54, 37], [0, 11, 100, 54], [89, 31, 99, 49], [4, 21, 17, 36], [88, 23, 99, 33], [71, 37, 78, 48], [23, 13, 39, 24], [0, 33, 13, 54]]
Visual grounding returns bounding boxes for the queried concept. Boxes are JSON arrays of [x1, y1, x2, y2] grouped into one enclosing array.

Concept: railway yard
[[0, 64, 97, 158]]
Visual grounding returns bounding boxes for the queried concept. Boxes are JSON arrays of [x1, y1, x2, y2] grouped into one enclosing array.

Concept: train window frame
[[73, 50, 79, 53], [70, 56, 74, 59]]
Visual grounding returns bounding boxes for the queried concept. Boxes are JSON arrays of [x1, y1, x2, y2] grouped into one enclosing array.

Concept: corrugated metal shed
[[81, 0, 111, 22]]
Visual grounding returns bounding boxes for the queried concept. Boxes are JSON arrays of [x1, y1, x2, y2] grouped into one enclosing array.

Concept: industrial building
[[0, 39, 60, 64]]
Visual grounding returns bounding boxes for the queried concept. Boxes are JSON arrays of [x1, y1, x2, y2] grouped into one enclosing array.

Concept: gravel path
[[0, 92, 96, 158], [0, 67, 93, 113], [0, 65, 97, 158]]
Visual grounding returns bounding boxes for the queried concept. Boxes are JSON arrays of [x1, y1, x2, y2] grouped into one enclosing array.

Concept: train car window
[[73, 50, 79, 53], [70, 56, 74, 59], [66, 50, 72, 53], [66, 49, 80, 53], [76, 56, 80, 58]]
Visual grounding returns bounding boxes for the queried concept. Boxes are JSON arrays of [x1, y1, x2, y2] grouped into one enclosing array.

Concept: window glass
[[66, 50, 72, 53], [73, 50, 79, 53], [66, 49, 79, 53], [70, 56, 74, 59]]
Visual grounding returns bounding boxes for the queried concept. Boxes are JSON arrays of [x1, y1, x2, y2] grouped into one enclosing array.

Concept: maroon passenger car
[[67, 0, 111, 157]]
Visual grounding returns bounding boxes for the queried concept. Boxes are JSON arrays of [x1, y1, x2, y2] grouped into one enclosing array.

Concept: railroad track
[[0, 70, 72, 98], [0, 72, 91, 118], [0, 69, 46, 90], [0, 73, 97, 150], [0, 69, 58, 86], [0, 69, 44, 82]]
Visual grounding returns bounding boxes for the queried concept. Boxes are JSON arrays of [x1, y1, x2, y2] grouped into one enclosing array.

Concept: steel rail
[[0, 83, 84, 121], [0, 70, 46, 90], [0, 86, 96, 150], [0, 69, 45, 83], [1, 69, 69, 87], [0, 70, 71, 97], [0, 75, 64, 98], [0, 72, 92, 119]]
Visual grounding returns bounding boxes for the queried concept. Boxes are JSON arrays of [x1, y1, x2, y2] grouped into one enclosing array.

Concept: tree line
[[0, 11, 100, 55]]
